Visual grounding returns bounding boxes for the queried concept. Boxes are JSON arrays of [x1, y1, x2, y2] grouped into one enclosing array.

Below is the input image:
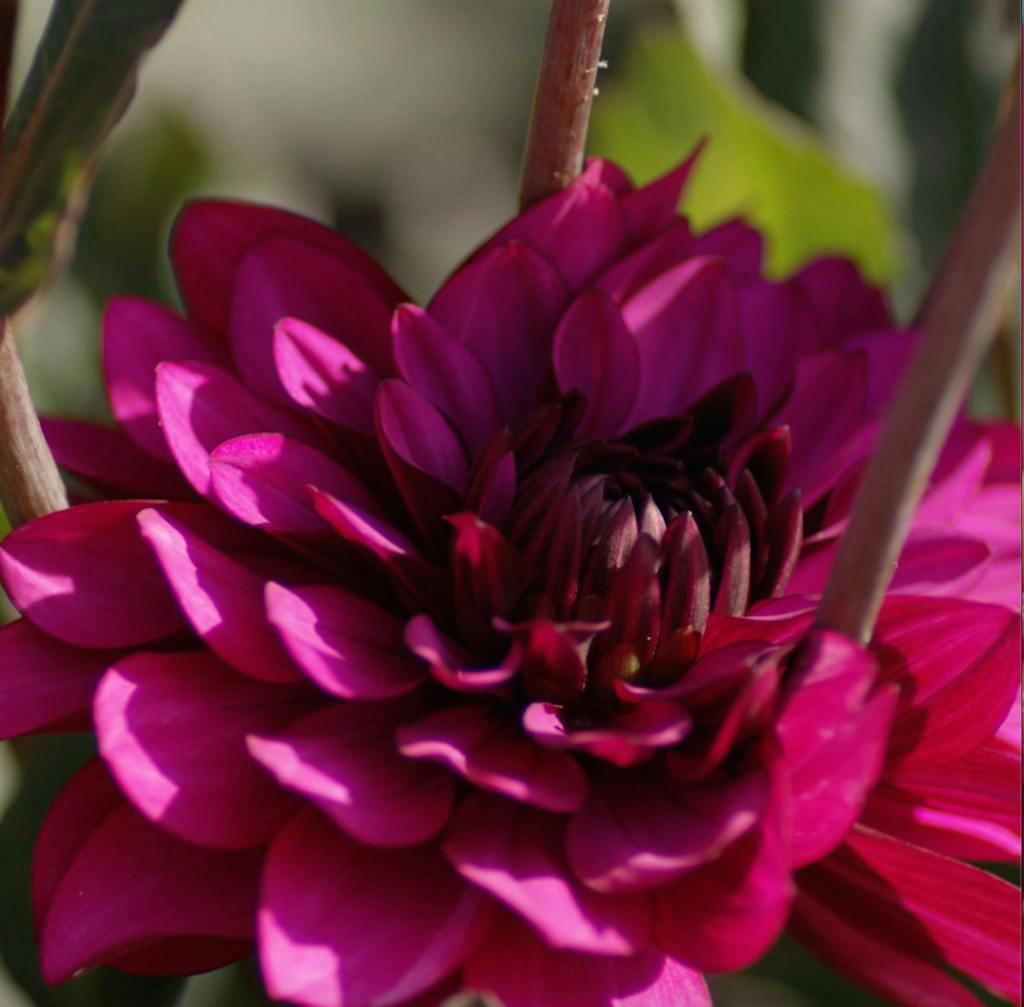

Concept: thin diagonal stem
[[519, 0, 610, 209], [816, 87, 1020, 644]]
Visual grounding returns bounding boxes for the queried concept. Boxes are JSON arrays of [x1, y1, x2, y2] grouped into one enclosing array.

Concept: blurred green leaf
[[590, 22, 901, 282], [0, 0, 184, 316]]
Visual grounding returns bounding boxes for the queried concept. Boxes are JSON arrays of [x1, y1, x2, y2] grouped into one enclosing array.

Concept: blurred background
[[0, 1, 1018, 1005]]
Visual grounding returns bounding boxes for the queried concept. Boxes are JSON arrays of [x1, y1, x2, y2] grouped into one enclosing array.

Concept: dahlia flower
[[0, 151, 1019, 1007]]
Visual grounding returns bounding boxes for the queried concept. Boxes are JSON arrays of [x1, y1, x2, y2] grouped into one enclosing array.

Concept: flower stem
[[0, 322, 67, 525], [519, 0, 610, 209], [816, 87, 1020, 644]]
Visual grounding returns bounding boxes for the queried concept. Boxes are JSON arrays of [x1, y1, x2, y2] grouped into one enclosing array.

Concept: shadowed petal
[[397, 704, 587, 812], [273, 317, 379, 432], [553, 290, 640, 438], [210, 432, 379, 533], [36, 761, 260, 984], [155, 359, 322, 496], [249, 701, 453, 847], [565, 766, 767, 892], [95, 650, 310, 848], [0, 619, 112, 736], [391, 304, 503, 456], [463, 912, 711, 1007], [102, 296, 227, 460], [138, 507, 302, 682], [0, 501, 184, 648], [429, 241, 568, 424], [796, 827, 1020, 1006], [443, 793, 650, 955], [621, 148, 702, 241], [259, 809, 493, 1007], [266, 581, 425, 699]]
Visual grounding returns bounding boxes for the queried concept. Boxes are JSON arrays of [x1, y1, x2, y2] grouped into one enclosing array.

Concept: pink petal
[[273, 317, 379, 432], [463, 912, 711, 1007], [873, 596, 1020, 768], [565, 766, 768, 892], [621, 148, 702, 241], [209, 432, 378, 533], [790, 255, 890, 344], [523, 701, 691, 767], [653, 807, 793, 971], [265, 581, 425, 699], [36, 760, 260, 984], [391, 304, 503, 457], [375, 379, 470, 492], [155, 359, 322, 496], [797, 826, 1021, 1005], [863, 737, 1021, 862], [229, 237, 396, 403], [404, 614, 519, 695], [773, 349, 868, 505], [0, 500, 184, 647], [791, 883, 990, 1007], [595, 220, 694, 303], [248, 701, 453, 847], [622, 258, 743, 427], [258, 809, 493, 1007], [844, 327, 918, 415], [0, 619, 110, 736], [693, 217, 764, 282], [397, 704, 587, 813], [102, 295, 226, 460], [137, 507, 301, 682], [737, 280, 817, 417], [171, 199, 404, 340], [94, 650, 309, 848], [553, 290, 640, 438], [476, 177, 628, 290], [429, 241, 568, 424], [917, 433, 993, 524], [773, 632, 898, 866], [43, 417, 196, 500], [443, 792, 650, 955]]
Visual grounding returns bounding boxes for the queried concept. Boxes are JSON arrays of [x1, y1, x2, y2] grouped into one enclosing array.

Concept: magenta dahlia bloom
[[0, 152, 1019, 1007]]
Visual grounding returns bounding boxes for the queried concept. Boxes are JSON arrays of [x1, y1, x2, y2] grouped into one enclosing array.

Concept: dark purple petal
[[621, 146, 702, 241], [391, 303, 503, 456], [102, 295, 227, 459], [553, 290, 640, 438], [0, 619, 110, 736], [693, 217, 764, 282], [429, 241, 568, 424], [36, 761, 260, 984]]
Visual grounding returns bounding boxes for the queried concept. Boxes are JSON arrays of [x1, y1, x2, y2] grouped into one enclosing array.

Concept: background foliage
[[0, 1, 1017, 1005]]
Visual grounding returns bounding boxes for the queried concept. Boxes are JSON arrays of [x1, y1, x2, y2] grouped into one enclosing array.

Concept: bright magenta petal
[[463, 912, 711, 1007], [248, 700, 454, 847], [95, 650, 310, 848], [258, 809, 493, 1007]]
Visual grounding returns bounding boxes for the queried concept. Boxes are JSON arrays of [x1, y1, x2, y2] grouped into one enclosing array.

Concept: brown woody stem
[[816, 88, 1020, 644], [0, 321, 67, 525], [519, 0, 610, 209]]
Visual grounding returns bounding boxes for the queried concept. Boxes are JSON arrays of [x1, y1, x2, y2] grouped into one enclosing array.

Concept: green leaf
[[0, 0, 184, 316], [590, 23, 902, 282]]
